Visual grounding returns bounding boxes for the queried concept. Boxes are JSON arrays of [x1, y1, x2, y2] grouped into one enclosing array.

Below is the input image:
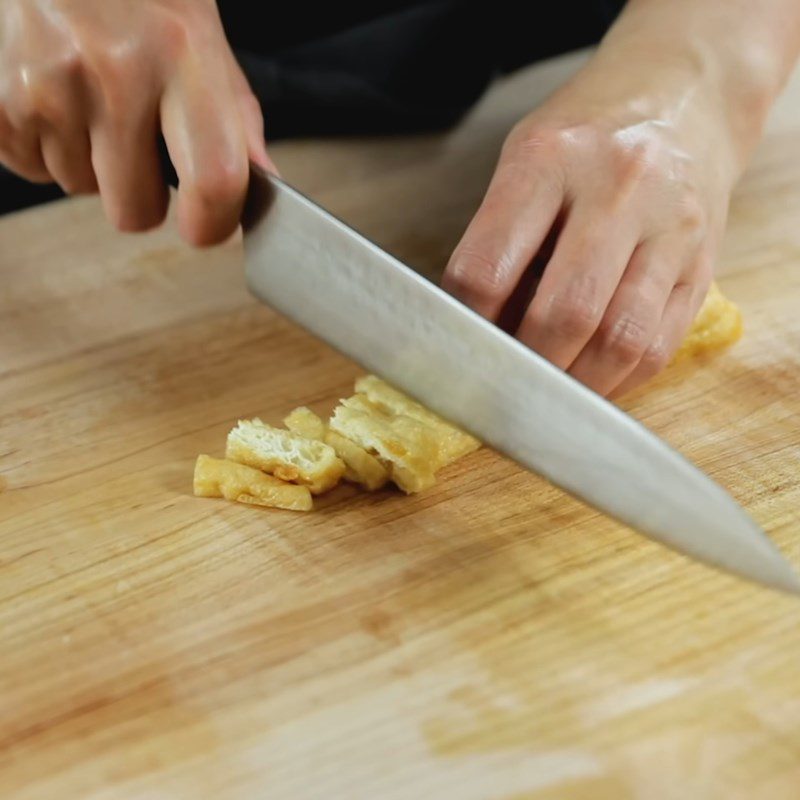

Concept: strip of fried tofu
[[284, 406, 389, 490], [354, 375, 480, 468], [329, 395, 439, 493], [325, 429, 389, 491], [226, 418, 345, 494], [193, 454, 313, 511]]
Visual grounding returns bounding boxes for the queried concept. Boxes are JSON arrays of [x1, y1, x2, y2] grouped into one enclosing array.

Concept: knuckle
[[240, 91, 264, 120], [48, 49, 85, 84], [86, 46, 124, 83], [191, 158, 248, 207], [4, 72, 39, 122], [4, 58, 80, 128], [607, 140, 656, 201], [154, 2, 219, 54], [108, 51, 138, 86], [640, 337, 672, 375], [60, 50, 84, 80], [496, 121, 570, 192], [539, 284, 602, 341], [506, 122, 572, 162], [447, 247, 515, 302], [85, 42, 141, 100], [600, 313, 651, 363], [29, 87, 69, 129], [154, 7, 192, 51], [677, 194, 707, 235], [611, 138, 651, 174], [91, 71, 131, 117], [156, 0, 220, 52]]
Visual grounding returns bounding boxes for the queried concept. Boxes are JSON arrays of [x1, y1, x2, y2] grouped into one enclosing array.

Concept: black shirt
[[220, 1, 626, 137]]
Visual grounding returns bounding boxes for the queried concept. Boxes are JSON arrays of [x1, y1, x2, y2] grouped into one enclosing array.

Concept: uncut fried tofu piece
[[284, 406, 389, 491], [329, 395, 439, 494], [355, 375, 480, 468], [226, 418, 345, 494], [193, 455, 312, 511], [672, 281, 743, 363]]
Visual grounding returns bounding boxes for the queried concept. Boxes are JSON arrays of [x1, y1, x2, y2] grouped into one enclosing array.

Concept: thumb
[[239, 92, 278, 175], [227, 54, 278, 175]]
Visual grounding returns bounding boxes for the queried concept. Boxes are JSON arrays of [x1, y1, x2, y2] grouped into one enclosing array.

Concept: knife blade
[[242, 167, 799, 595]]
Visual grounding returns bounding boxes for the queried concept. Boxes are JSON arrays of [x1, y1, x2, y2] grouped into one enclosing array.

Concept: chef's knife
[[242, 167, 799, 595]]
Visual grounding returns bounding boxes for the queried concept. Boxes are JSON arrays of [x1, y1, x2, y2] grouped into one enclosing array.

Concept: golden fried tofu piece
[[193, 455, 312, 511], [355, 375, 480, 468], [329, 395, 440, 494], [226, 418, 345, 494], [284, 406, 389, 490], [325, 429, 389, 491], [673, 281, 744, 363]]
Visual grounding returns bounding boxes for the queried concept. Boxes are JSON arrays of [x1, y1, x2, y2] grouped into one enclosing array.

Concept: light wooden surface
[[3, 50, 800, 800]]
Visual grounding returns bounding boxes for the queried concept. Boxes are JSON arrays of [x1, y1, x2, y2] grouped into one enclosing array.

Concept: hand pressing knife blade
[[242, 166, 799, 595]]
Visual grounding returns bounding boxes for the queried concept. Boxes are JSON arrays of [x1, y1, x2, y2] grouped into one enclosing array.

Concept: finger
[[90, 101, 169, 232], [0, 139, 49, 182], [226, 52, 276, 174], [1, 68, 61, 182], [236, 88, 273, 173], [34, 74, 96, 195], [40, 126, 97, 195], [515, 203, 640, 368], [0, 106, 50, 183], [567, 237, 682, 396], [161, 52, 249, 247], [610, 279, 709, 399], [442, 149, 564, 320]]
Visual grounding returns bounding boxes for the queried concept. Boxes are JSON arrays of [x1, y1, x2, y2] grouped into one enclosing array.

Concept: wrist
[[588, 0, 798, 176]]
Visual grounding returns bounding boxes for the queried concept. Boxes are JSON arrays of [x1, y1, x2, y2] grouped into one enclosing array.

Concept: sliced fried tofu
[[355, 375, 480, 468], [329, 395, 439, 493], [672, 281, 743, 363], [324, 429, 389, 491], [193, 454, 312, 511], [284, 406, 388, 490], [226, 418, 345, 494]]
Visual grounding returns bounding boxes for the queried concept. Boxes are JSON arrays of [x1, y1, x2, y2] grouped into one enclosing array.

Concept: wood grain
[[2, 50, 800, 800]]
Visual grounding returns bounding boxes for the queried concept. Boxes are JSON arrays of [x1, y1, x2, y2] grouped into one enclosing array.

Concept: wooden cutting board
[[2, 52, 800, 800]]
